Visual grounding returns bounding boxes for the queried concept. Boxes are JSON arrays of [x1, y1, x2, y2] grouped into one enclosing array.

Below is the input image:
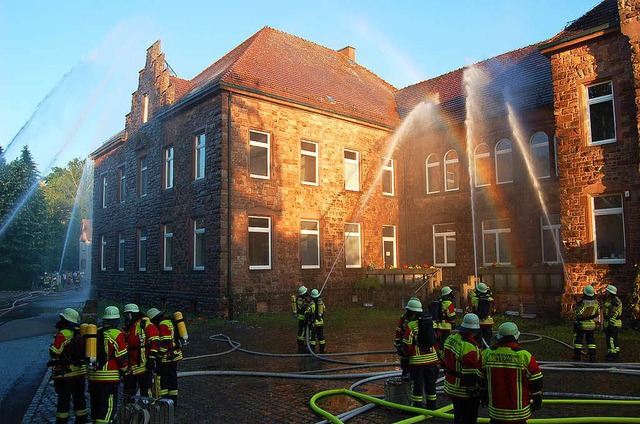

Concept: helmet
[[102, 306, 120, 320], [310, 289, 320, 299], [147, 308, 162, 320], [60, 308, 80, 325], [441, 286, 453, 297], [606, 285, 617, 295], [476, 282, 488, 294], [460, 313, 480, 331], [496, 322, 520, 340], [298, 286, 308, 296], [123, 303, 140, 314], [583, 285, 595, 296], [406, 298, 423, 313]]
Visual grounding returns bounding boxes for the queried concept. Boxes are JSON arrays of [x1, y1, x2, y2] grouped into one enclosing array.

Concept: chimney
[[338, 46, 356, 62]]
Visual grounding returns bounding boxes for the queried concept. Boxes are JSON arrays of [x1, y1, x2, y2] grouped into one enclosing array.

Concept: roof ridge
[[219, 26, 271, 82]]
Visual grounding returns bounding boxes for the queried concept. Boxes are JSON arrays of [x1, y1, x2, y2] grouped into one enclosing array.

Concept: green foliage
[[353, 275, 381, 291]]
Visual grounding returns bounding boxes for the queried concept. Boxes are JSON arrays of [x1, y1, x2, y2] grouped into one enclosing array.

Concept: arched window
[[474, 144, 491, 187], [444, 150, 459, 191], [495, 139, 513, 184], [426, 154, 441, 194], [530, 132, 550, 178]]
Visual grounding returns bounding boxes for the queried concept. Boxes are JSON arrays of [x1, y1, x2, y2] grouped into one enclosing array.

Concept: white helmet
[[60, 308, 80, 325], [123, 303, 140, 314], [583, 285, 595, 296], [606, 285, 617, 295], [102, 306, 120, 320], [406, 298, 423, 313], [460, 313, 480, 331], [476, 282, 488, 294], [496, 322, 520, 340], [310, 289, 320, 299], [298, 286, 308, 296], [441, 286, 453, 297], [147, 308, 162, 320]]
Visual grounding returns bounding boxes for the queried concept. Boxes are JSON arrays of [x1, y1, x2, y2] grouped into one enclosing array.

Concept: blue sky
[[0, 0, 598, 172]]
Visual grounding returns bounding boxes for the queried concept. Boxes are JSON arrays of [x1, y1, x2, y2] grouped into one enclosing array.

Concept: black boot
[[297, 340, 305, 353], [588, 349, 596, 363], [319, 344, 325, 353], [426, 400, 437, 410], [310, 344, 316, 352], [412, 401, 423, 408], [573, 348, 582, 361]]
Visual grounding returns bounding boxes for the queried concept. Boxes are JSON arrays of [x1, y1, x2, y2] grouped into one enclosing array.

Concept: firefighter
[[309, 289, 326, 353], [402, 298, 439, 410], [443, 313, 482, 424], [395, 297, 419, 380], [433, 286, 456, 353], [479, 322, 543, 424], [88, 306, 128, 424], [574, 284, 601, 362], [49, 308, 88, 424], [294, 285, 315, 353], [466, 282, 496, 348], [147, 307, 182, 406], [43, 271, 51, 291], [603, 285, 622, 361], [122, 303, 159, 402]]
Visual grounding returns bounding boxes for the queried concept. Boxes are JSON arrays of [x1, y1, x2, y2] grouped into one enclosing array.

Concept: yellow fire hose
[[310, 388, 640, 424]]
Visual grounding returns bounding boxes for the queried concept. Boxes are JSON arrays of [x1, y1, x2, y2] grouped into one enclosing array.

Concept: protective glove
[[480, 391, 489, 408], [531, 395, 542, 411], [146, 358, 156, 372]]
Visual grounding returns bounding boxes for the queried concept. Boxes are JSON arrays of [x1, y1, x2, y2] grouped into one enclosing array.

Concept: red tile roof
[[169, 76, 193, 99], [545, 0, 619, 46]]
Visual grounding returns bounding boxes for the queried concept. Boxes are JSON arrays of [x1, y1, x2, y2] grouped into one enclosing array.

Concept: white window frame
[[193, 219, 205, 270], [163, 224, 173, 271], [100, 235, 107, 271], [142, 94, 149, 123], [530, 132, 550, 179], [382, 225, 397, 268], [118, 232, 125, 271], [444, 150, 459, 192], [101, 174, 108, 208], [586, 80, 616, 145], [344, 149, 360, 191], [382, 157, 395, 196], [118, 167, 126, 203], [194, 133, 206, 180], [474, 144, 491, 187], [248, 216, 272, 270], [433, 223, 456, 267], [139, 156, 148, 197], [301, 140, 318, 186], [138, 227, 147, 271], [540, 215, 561, 264], [426, 153, 440, 194], [250, 130, 270, 179], [300, 219, 320, 269], [164, 146, 174, 189], [592, 194, 626, 264], [482, 219, 511, 266], [495, 139, 513, 184], [344, 223, 362, 268]]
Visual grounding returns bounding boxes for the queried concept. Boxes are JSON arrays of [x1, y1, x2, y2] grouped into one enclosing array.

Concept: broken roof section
[[543, 0, 620, 48]]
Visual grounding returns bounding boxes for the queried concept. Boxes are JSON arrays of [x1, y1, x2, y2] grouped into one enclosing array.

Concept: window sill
[[588, 138, 617, 146], [249, 266, 271, 271], [595, 259, 625, 265], [193, 267, 205, 271], [434, 263, 456, 267]]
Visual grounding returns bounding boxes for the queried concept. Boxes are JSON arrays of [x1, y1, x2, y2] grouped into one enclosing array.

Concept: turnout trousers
[[88, 381, 118, 424], [574, 328, 596, 361], [53, 376, 87, 424], [605, 326, 620, 358], [157, 361, 179, 405], [123, 371, 153, 402], [451, 396, 480, 424], [408, 363, 439, 409]]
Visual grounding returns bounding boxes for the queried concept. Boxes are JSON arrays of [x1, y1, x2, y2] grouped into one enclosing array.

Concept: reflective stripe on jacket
[[438, 300, 456, 330], [603, 296, 622, 328], [402, 320, 439, 365], [575, 298, 600, 330], [50, 328, 86, 379], [88, 326, 128, 383], [443, 332, 481, 399], [158, 319, 183, 363], [125, 318, 159, 375]]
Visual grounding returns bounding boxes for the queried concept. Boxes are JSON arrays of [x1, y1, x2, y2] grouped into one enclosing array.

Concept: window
[[592, 194, 625, 264], [138, 227, 147, 271], [101, 174, 108, 208], [163, 224, 173, 271], [164, 146, 174, 189], [587, 81, 616, 145], [530, 132, 550, 178], [193, 219, 205, 270], [426, 154, 441, 194], [194, 133, 206, 180], [250, 130, 270, 179], [301, 141, 318, 185], [482, 219, 511, 265], [139, 155, 148, 197], [382, 157, 395, 196], [142, 94, 149, 123], [344, 223, 361, 268], [433, 223, 456, 266], [474, 144, 491, 187], [495, 139, 513, 184], [118, 167, 126, 203], [344, 149, 359, 191], [541, 215, 561, 264], [249, 216, 271, 270], [100, 235, 107, 271], [382, 225, 396, 268], [118, 232, 125, 271], [300, 220, 320, 269], [444, 150, 459, 191]]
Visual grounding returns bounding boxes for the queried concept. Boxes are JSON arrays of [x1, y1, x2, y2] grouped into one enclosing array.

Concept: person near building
[[443, 313, 483, 424], [433, 286, 456, 354], [402, 298, 439, 410], [309, 289, 326, 353], [293, 285, 315, 353], [88, 306, 128, 424], [49, 308, 88, 424], [122, 303, 159, 402], [395, 297, 420, 380], [603, 285, 622, 361], [479, 322, 543, 424], [147, 307, 183, 406], [466, 282, 496, 348], [573, 284, 601, 362]]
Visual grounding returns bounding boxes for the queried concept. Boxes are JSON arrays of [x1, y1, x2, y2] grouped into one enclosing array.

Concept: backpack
[[477, 295, 491, 320], [430, 299, 443, 322], [67, 329, 85, 365], [95, 328, 107, 369], [417, 314, 436, 350]]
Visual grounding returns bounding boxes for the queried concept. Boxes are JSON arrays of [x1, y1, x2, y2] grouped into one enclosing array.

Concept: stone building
[[91, 0, 640, 317]]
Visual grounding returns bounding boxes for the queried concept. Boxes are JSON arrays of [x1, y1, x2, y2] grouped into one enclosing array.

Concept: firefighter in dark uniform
[[466, 282, 496, 348], [122, 303, 159, 402], [293, 285, 315, 353], [49, 308, 88, 424], [147, 307, 183, 406], [434, 286, 457, 355], [395, 297, 419, 380], [309, 289, 326, 353], [88, 306, 128, 424], [603, 285, 622, 361], [573, 284, 600, 362]]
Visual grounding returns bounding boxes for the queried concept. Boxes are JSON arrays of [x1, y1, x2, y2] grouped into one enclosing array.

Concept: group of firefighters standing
[[49, 304, 185, 423]]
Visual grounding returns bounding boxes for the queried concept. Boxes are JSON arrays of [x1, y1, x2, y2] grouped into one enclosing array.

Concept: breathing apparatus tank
[[173, 311, 189, 345], [85, 324, 97, 368], [79, 323, 88, 337], [291, 294, 297, 314]]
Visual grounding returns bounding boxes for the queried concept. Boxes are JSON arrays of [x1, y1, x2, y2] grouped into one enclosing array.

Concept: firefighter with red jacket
[[574, 285, 601, 362], [122, 303, 159, 402], [603, 285, 622, 361], [49, 308, 88, 424], [466, 282, 496, 348], [434, 286, 457, 352], [88, 306, 128, 424], [443, 313, 482, 424], [402, 298, 439, 410], [147, 307, 182, 406], [479, 322, 543, 424]]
